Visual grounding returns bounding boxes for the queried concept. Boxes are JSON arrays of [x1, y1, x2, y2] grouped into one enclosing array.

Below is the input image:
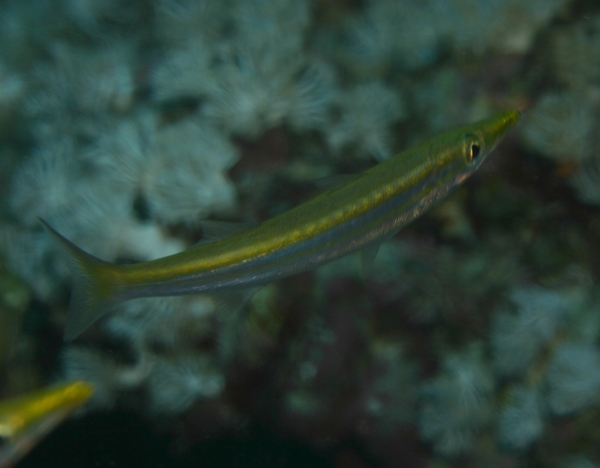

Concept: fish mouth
[[479, 109, 521, 151]]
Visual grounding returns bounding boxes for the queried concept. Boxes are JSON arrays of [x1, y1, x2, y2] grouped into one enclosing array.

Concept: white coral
[[146, 355, 224, 414], [419, 344, 495, 456], [145, 118, 239, 224], [521, 92, 594, 163], [491, 286, 567, 377], [497, 385, 545, 451], [326, 82, 405, 161], [545, 341, 600, 415]]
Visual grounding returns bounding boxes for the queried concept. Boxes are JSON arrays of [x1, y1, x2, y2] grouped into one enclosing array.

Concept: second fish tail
[[40, 219, 122, 341]]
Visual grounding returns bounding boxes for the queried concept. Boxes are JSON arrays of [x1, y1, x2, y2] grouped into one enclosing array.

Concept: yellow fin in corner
[[0, 380, 94, 466]]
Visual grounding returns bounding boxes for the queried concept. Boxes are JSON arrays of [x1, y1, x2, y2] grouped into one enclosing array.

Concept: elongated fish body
[[0, 380, 94, 467], [42, 110, 520, 340]]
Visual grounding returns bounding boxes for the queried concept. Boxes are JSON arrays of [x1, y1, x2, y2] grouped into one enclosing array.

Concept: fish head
[[458, 109, 521, 172]]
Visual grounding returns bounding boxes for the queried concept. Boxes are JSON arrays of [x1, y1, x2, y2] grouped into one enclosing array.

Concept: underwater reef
[[2, 0, 600, 467]]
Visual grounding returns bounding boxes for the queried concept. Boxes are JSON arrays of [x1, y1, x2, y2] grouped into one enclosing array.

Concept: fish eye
[[464, 133, 483, 164]]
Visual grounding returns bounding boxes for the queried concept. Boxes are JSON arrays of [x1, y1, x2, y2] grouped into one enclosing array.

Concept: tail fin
[[39, 219, 119, 341]]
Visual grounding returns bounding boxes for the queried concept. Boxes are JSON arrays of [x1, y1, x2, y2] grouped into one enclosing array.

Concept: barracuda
[[42, 110, 520, 340]]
